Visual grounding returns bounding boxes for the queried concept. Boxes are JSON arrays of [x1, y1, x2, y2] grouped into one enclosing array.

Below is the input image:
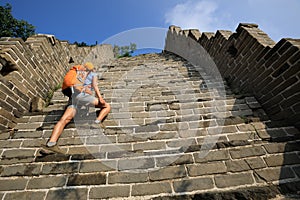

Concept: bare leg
[[96, 102, 111, 121], [92, 99, 111, 121], [49, 107, 76, 142]]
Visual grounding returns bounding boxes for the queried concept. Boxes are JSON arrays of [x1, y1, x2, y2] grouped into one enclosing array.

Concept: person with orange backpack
[[77, 62, 111, 128], [41, 62, 110, 154]]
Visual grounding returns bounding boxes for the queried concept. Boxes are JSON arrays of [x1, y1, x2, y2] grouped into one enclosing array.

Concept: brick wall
[[0, 35, 114, 131], [165, 23, 300, 129]]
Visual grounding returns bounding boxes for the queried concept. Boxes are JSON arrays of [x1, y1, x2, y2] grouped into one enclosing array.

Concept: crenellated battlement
[[165, 23, 300, 129]]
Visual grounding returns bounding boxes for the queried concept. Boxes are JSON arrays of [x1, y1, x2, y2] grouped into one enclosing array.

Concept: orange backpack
[[62, 65, 86, 97]]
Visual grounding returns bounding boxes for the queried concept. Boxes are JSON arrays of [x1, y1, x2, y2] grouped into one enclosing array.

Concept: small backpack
[[62, 65, 86, 97]]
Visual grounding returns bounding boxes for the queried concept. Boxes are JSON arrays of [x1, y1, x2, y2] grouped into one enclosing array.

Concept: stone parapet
[[0, 35, 114, 131], [165, 23, 300, 129]]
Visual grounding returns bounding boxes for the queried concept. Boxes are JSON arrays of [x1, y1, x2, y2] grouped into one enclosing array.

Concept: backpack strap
[[73, 65, 87, 91]]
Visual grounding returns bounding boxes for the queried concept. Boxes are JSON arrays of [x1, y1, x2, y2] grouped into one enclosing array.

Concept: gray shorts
[[66, 92, 97, 109], [75, 92, 96, 105]]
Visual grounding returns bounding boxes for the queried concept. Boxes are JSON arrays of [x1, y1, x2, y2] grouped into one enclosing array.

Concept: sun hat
[[84, 62, 94, 71]]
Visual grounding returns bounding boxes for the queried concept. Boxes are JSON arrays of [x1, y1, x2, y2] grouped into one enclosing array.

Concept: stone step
[[0, 141, 299, 199]]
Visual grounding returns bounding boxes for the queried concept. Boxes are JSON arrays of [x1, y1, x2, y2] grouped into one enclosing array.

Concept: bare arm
[[92, 75, 105, 104]]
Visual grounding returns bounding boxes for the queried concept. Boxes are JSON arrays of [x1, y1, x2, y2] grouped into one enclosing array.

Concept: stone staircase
[[0, 52, 300, 199]]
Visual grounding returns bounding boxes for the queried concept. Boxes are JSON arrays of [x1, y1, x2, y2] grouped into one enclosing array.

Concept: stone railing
[[0, 35, 114, 131], [165, 23, 300, 129]]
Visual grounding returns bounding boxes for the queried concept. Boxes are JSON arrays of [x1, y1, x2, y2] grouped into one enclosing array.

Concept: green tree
[[113, 43, 137, 58], [0, 3, 35, 40], [73, 41, 88, 47]]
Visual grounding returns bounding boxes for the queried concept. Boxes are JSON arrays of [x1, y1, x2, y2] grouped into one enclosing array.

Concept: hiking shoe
[[99, 123, 106, 129], [40, 144, 66, 154], [90, 122, 106, 130]]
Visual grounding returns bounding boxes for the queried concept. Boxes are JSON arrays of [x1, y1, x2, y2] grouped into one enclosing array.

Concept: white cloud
[[164, 0, 300, 42], [165, 0, 218, 32]]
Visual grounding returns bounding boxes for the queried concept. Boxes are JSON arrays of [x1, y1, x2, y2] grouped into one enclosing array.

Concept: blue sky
[[2, 0, 300, 51]]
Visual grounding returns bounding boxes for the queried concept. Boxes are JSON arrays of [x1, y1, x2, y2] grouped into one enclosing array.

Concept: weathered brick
[[1, 164, 41, 177], [189, 120, 217, 129], [132, 182, 172, 196], [35, 154, 70, 162], [180, 109, 196, 116], [4, 191, 46, 200], [173, 177, 214, 192], [0, 132, 10, 140], [147, 104, 168, 111], [129, 106, 145, 112], [149, 131, 178, 140], [1, 149, 36, 159], [27, 175, 67, 189], [245, 157, 267, 169], [111, 112, 131, 119], [251, 122, 267, 130], [150, 165, 186, 181], [21, 138, 46, 148], [230, 146, 266, 159], [0, 157, 35, 165], [46, 188, 88, 200], [79, 160, 116, 173], [187, 162, 227, 176], [67, 146, 99, 155], [41, 162, 79, 175], [108, 171, 148, 184], [215, 172, 254, 188], [209, 125, 238, 134], [133, 141, 166, 151], [89, 185, 130, 199], [155, 154, 194, 167], [67, 173, 106, 186], [106, 127, 134, 135], [132, 112, 150, 118], [293, 166, 300, 178], [0, 108, 15, 123], [264, 153, 300, 167], [117, 132, 147, 142], [227, 132, 258, 141], [254, 167, 295, 182], [85, 135, 116, 145], [135, 125, 159, 133], [263, 142, 300, 153], [118, 157, 155, 171], [159, 123, 179, 131], [44, 129, 75, 138], [237, 124, 256, 132], [13, 131, 43, 139], [194, 149, 230, 163], [179, 128, 206, 138], [14, 122, 42, 131], [0, 140, 22, 148], [57, 137, 84, 146], [166, 138, 197, 148], [0, 178, 28, 191], [156, 110, 176, 118], [226, 160, 251, 172], [0, 116, 9, 128]]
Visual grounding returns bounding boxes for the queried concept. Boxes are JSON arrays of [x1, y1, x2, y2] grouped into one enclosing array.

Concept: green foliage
[[113, 43, 137, 58], [73, 41, 88, 47], [0, 3, 35, 40], [45, 83, 62, 107], [73, 41, 98, 47]]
